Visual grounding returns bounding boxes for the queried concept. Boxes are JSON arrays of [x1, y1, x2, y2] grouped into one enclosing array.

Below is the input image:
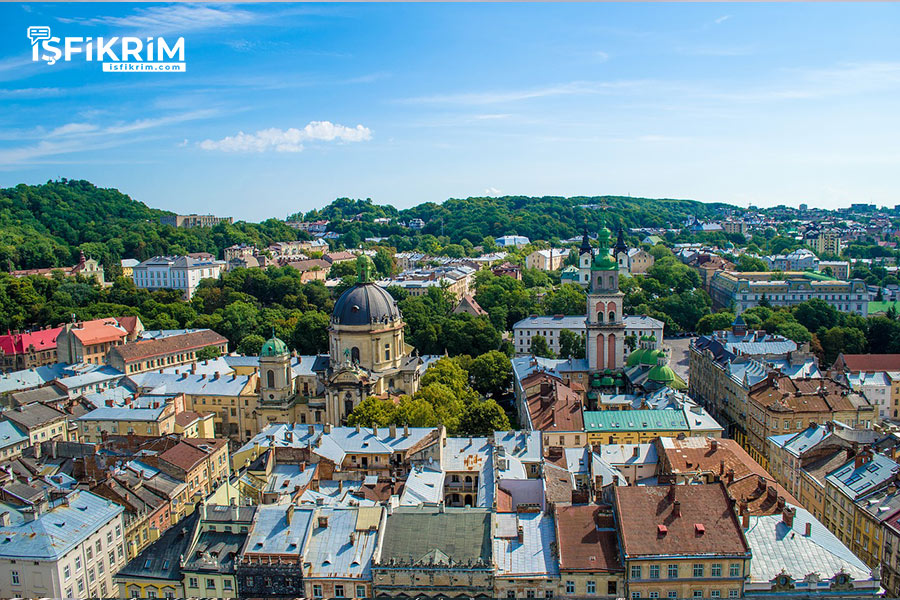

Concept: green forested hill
[[0, 179, 304, 271], [1, 180, 732, 272]]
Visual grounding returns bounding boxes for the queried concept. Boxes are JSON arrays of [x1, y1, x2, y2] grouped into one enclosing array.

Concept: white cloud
[[594, 51, 610, 63], [715, 15, 731, 25], [199, 121, 372, 153], [57, 4, 258, 34], [485, 187, 502, 196]]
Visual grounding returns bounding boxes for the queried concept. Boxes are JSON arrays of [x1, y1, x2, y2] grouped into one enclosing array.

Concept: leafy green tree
[[458, 399, 511, 436], [415, 382, 465, 434], [468, 350, 512, 398], [820, 326, 867, 366], [696, 311, 736, 335], [346, 397, 398, 427], [529, 334, 555, 358], [237, 334, 266, 356], [792, 299, 839, 334], [558, 329, 586, 359], [736, 255, 767, 272], [329, 261, 357, 279], [396, 395, 438, 427], [196, 345, 222, 360], [542, 283, 586, 315], [291, 310, 330, 354]]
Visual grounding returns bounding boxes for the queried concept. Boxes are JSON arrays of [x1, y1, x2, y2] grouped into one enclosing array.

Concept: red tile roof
[[615, 484, 750, 557], [835, 354, 900, 373], [0, 327, 62, 355], [68, 318, 129, 345], [555, 505, 623, 573], [524, 372, 584, 432], [158, 438, 226, 472]]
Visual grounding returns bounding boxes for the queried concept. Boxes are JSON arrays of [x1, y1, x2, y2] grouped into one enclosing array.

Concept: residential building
[[114, 510, 199, 599], [687, 254, 735, 293], [624, 248, 655, 274], [0, 489, 125, 599], [113, 460, 191, 523], [823, 449, 899, 567], [236, 503, 314, 598], [143, 437, 231, 502], [76, 404, 176, 443], [819, 260, 850, 280], [614, 484, 751, 600], [513, 314, 663, 357], [492, 261, 522, 280], [181, 504, 255, 599], [56, 316, 141, 364], [584, 405, 722, 445], [302, 506, 382, 600], [518, 370, 586, 449], [0, 403, 68, 444], [379, 264, 476, 301], [555, 504, 624, 598], [526, 248, 570, 271], [592, 443, 658, 484], [809, 228, 845, 256], [710, 270, 868, 315], [132, 255, 227, 299], [107, 329, 228, 375], [9, 251, 105, 285], [833, 353, 900, 420], [764, 248, 819, 272], [453, 294, 488, 317], [407, 218, 426, 230], [492, 511, 559, 598], [285, 220, 329, 233], [0, 327, 62, 372], [743, 505, 879, 597], [160, 213, 233, 228], [722, 219, 749, 236], [285, 258, 331, 282], [0, 421, 28, 463], [173, 410, 216, 439], [745, 373, 876, 469], [882, 507, 900, 596], [90, 477, 171, 561], [372, 506, 493, 599]]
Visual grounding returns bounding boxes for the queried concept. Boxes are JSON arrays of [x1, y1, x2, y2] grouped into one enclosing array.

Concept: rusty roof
[[525, 373, 584, 432], [615, 483, 750, 558], [555, 504, 623, 573], [109, 330, 227, 362]]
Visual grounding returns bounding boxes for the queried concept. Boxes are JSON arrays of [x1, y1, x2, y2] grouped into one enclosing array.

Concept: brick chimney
[[673, 501, 681, 518], [782, 506, 795, 528], [804, 521, 812, 536], [726, 468, 735, 485], [776, 496, 786, 511]]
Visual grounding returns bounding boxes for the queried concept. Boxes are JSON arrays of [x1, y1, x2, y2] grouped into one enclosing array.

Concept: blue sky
[[1, 3, 899, 220]]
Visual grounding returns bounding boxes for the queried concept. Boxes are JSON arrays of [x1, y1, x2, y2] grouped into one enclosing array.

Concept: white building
[[132, 256, 227, 300], [494, 235, 530, 248], [525, 248, 570, 271], [512, 314, 664, 356], [847, 371, 893, 420], [407, 218, 426, 230], [0, 489, 126, 599], [764, 249, 819, 272]]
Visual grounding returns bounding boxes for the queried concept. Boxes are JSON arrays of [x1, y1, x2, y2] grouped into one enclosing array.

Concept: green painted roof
[[260, 336, 288, 357], [647, 364, 677, 383], [600, 376, 615, 386], [380, 507, 492, 565], [591, 251, 617, 271], [583, 409, 688, 432]]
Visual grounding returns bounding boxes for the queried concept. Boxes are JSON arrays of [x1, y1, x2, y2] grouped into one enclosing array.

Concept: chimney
[[355, 424, 360, 433], [742, 511, 750, 530], [776, 496, 786, 511], [0, 512, 9, 526], [668, 484, 676, 501], [673, 501, 682, 518], [767, 486, 778, 502], [403, 425, 409, 437], [782, 506, 795, 528], [308, 425, 315, 435], [804, 521, 812, 536], [318, 515, 329, 528], [106, 399, 114, 407], [633, 447, 640, 458], [372, 425, 378, 436], [286, 504, 294, 526], [324, 423, 331, 434], [719, 460, 725, 476], [517, 524, 524, 544], [34, 442, 42, 460], [757, 476, 767, 492], [710, 438, 718, 452], [726, 468, 735, 485], [390, 424, 397, 438]]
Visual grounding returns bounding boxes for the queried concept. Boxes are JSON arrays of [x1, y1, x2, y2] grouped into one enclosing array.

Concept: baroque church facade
[[253, 255, 435, 431]]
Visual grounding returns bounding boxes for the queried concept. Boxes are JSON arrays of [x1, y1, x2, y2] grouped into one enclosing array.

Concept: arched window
[[344, 398, 354, 416], [266, 369, 275, 388], [608, 311, 616, 323], [351, 347, 360, 363], [597, 312, 604, 323]]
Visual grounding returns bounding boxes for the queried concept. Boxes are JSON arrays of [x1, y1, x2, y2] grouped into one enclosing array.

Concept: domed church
[[253, 255, 436, 430]]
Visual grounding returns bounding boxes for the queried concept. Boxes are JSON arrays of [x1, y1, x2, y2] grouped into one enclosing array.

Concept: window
[[711, 563, 722, 577], [587, 580, 596, 594], [77, 578, 85, 593], [11, 570, 19, 585], [189, 577, 198, 588], [88, 567, 95, 582], [131, 590, 140, 598], [96, 540, 102, 553], [75, 556, 82, 571], [728, 591, 739, 598], [66, 588, 73, 598], [608, 581, 618, 595], [313, 584, 323, 598], [527, 592, 535, 599], [711, 591, 720, 598], [632, 593, 641, 600], [357, 585, 366, 598], [335, 584, 345, 598], [631, 565, 642, 579], [668, 593, 678, 599], [546, 591, 553, 599], [566, 581, 575, 594], [86, 547, 93, 560], [148, 591, 157, 599], [507, 592, 515, 599], [650, 593, 659, 599], [650, 565, 661, 579], [224, 580, 233, 591], [115, 525, 122, 538], [668, 564, 679, 579], [206, 578, 215, 589], [109, 551, 116, 566], [64, 565, 71, 580], [693, 564, 704, 578], [729, 563, 740, 577], [98, 562, 104, 575], [693, 592, 703, 598]]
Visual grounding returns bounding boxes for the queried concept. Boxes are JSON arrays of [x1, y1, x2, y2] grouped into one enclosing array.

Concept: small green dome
[[647, 364, 677, 383], [643, 349, 664, 366], [626, 349, 644, 367], [591, 251, 617, 271], [261, 335, 288, 357], [598, 227, 611, 242], [600, 376, 615, 387], [604, 368, 612, 375]]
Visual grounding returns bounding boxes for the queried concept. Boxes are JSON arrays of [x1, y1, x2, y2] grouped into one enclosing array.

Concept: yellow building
[[556, 505, 624, 598], [173, 410, 216, 438], [76, 404, 176, 443], [0, 403, 69, 444], [615, 484, 751, 600], [583, 407, 722, 445]]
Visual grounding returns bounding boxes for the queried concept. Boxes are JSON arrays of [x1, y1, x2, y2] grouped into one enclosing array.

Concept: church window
[[351, 347, 360, 363], [266, 369, 275, 388], [608, 311, 616, 323], [597, 312, 604, 323], [384, 344, 391, 361]]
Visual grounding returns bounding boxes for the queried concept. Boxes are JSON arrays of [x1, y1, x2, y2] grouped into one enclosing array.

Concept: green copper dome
[[600, 376, 615, 387], [260, 335, 289, 357], [647, 363, 678, 383], [591, 251, 617, 271]]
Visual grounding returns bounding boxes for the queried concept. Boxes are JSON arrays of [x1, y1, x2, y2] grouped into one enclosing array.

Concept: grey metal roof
[[332, 282, 401, 326], [303, 506, 381, 580], [244, 504, 314, 556], [492, 512, 560, 577], [379, 506, 492, 567], [0, 421, 28, 449], [77, 406, 167, 422], [826, 453, 900, 500]]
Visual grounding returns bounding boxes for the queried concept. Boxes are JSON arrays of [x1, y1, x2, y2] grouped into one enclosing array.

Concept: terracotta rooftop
[[658, 437, 800, 515], [524, 372, 584, 432], [615, 483, 750, 558], [109, 330, 227, 362], [67, 318, 128, 345], [174, 411, 209, 428], [835, 354, 900, 373], [555, 504, 623, 573], [159, 438, 226, 472], [749, 374, 867, 414]]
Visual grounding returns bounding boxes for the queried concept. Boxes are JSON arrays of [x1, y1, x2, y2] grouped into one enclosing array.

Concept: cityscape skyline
[[1, 3, 899, 220]]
